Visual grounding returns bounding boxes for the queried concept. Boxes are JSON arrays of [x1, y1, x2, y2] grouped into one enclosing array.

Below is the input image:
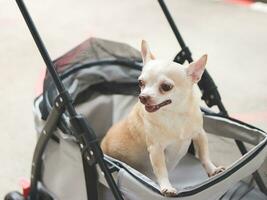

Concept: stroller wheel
[[4, 192, 25, 200]]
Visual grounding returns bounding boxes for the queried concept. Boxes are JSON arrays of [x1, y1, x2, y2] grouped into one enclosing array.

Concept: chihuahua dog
[[101, 40, 224, 197]]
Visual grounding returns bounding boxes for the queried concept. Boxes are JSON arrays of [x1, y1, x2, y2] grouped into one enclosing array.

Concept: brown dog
[[101, 40, 224, 197]]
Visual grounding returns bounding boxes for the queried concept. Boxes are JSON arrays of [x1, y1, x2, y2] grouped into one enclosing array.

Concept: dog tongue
[[145, 105, 159, 112], [144, 99, 172, 113]]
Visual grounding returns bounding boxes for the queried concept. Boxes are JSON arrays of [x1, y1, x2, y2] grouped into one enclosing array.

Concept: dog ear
[[186, 54, 207, 83], [141, 40, 155, 64]]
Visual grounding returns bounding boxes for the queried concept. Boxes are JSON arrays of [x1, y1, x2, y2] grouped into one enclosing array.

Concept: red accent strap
[[19, 178, 30, 198], [225, 0, 254, 6]]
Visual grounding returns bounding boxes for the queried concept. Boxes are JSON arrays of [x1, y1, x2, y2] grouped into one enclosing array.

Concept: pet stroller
[[5, 0, 267, 200]]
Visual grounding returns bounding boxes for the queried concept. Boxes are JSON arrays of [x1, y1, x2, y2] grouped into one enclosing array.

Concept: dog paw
[[160, 186, 178, 197], [208, 166, 225, 177]]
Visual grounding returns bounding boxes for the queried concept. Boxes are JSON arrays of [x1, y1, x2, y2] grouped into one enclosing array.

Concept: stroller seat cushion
[[108, 153, 208, 192]]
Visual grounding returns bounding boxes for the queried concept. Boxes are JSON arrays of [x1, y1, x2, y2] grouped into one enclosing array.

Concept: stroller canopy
[[40, 37, 142, 120]]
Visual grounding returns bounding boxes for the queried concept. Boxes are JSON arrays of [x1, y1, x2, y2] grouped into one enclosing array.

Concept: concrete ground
[[0, 0, 266, 198]]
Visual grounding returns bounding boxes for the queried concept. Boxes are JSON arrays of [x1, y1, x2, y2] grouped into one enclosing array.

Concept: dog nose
[[139, 95, 150, 104]]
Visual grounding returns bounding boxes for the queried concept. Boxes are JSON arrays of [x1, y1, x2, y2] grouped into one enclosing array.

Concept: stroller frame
[[9, 0, 267, 199]]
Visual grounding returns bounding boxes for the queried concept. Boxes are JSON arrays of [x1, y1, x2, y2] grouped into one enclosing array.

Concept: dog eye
[[161, 83, 173, 92], [138, 80, 145, 88]]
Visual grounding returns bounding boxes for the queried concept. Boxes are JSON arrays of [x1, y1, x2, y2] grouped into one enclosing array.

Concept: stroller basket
[[33, 38, 267, 200]]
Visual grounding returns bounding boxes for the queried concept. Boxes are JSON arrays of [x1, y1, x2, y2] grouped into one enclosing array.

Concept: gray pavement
[[0, 0, 267, 197]]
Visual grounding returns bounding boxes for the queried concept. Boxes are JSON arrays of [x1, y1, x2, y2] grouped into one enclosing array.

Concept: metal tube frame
[[158, 0, 267, 195], [15, 0, 124, 199], [14, 0, 267, 198], [158, 0, 228, 115], [29, 94, 65, 199]]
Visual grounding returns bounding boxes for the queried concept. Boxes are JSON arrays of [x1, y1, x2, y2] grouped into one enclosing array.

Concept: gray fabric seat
[[170, 154, 208, 190]]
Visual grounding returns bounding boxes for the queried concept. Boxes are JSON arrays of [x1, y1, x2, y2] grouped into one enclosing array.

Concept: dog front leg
[[148, 145, 177, 197], [193, 130, 225, 177]]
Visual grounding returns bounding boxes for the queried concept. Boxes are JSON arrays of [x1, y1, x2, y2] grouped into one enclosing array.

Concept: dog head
[[138, 40, 207, 113]]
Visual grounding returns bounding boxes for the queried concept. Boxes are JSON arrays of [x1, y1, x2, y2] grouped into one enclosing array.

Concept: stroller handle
[[158, 0, 228, 115], [15, 0, 125, 199], [15, 0, 77, 117]]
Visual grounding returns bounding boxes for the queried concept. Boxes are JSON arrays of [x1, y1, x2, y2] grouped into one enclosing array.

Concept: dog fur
[[101, 40, 224, 197]]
